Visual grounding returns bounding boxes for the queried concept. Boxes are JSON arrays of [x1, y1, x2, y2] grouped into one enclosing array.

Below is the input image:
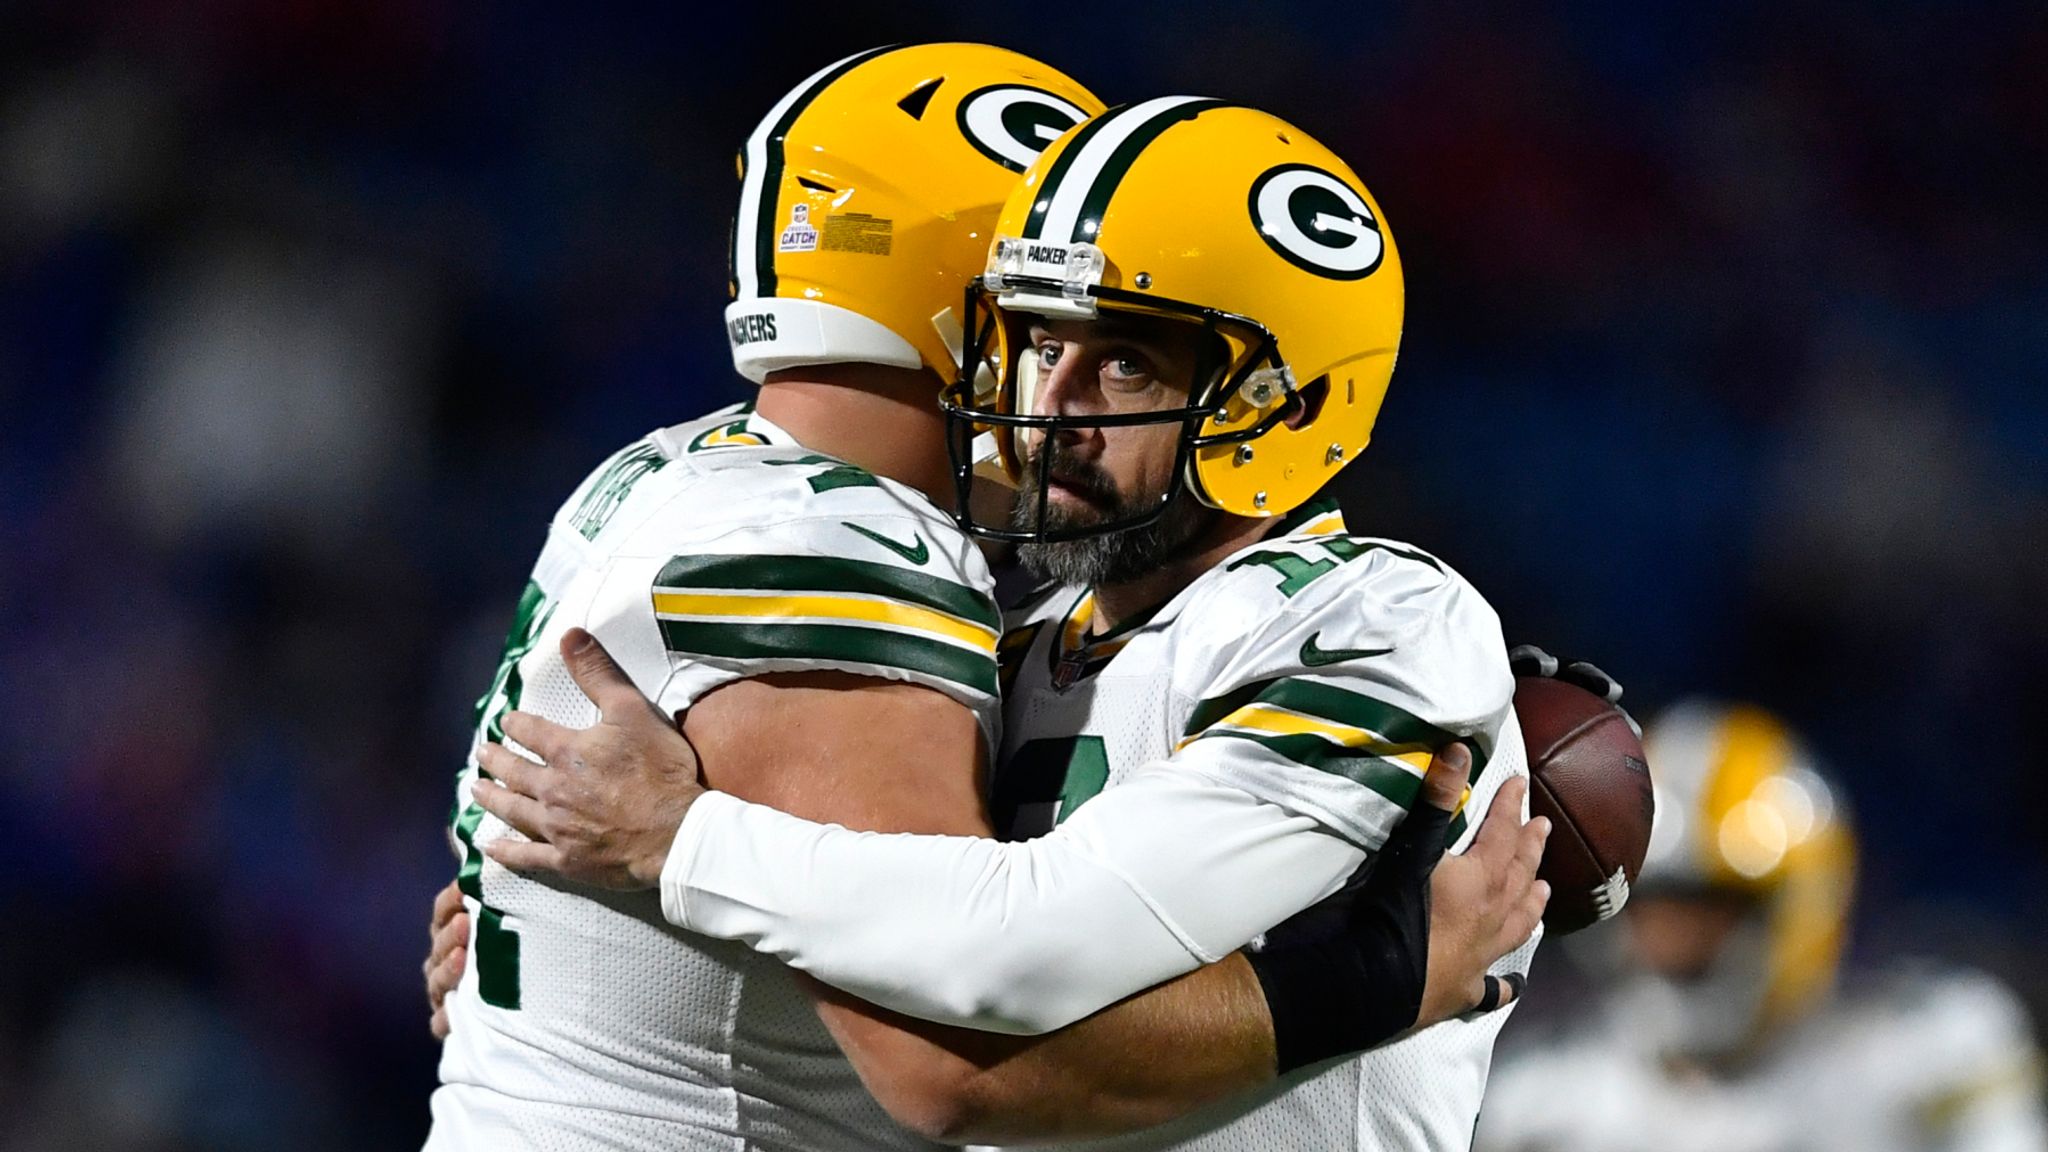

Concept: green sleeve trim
[[658, 619, 998, 697], [657, 553, 999, 630], [1184, 676, 1490, 775]]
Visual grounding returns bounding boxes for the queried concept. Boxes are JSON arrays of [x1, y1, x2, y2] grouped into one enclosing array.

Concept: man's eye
[[1035, 343, 1061, 368], [1104, 355, 1151, 386]]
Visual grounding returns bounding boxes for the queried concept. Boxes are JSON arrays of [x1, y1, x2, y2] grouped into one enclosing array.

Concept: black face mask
[[938, 280, 1302, 544]]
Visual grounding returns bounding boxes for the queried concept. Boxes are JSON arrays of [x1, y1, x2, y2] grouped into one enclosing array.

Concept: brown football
[[1515, 676, 1655, 935]]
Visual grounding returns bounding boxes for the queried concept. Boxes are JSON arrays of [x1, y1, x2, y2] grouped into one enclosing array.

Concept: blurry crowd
[[1, 1, 2042, 1146]]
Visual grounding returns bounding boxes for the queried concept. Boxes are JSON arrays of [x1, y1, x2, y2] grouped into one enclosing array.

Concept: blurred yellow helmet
[[725, 44, 1103, 384], [1637, 699, 1858, 1045], [940, 98, 1404, 540]]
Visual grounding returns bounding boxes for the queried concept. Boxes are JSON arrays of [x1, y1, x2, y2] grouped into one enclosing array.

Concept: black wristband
[[1246, 912, 1423, 1073], [1474, 971, 1527, 1013], [1245, 799, 1454, 1074]]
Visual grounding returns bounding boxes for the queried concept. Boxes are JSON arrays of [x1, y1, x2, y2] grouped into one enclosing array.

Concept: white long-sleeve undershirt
[[659, 765, 1368, 1034]]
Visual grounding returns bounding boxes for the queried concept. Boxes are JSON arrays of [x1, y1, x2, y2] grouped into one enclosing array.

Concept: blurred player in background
[[1476, 700, 2048, 1152], [463, 96, 1550, 1150]]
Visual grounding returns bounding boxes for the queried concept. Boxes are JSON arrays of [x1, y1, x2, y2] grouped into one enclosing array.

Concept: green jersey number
[[566, 441, 668, 541], [992, 736, 1110, 840], [1228, 537, 1442, 598], [453, 579, 556, 1009]]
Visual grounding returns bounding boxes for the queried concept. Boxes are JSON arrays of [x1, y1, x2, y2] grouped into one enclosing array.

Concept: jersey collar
[[1268, 493, 1348, 538], [1047, 589, 1166, 689], [1027, 496, 1350, 692], [740, 405, 798, 447]]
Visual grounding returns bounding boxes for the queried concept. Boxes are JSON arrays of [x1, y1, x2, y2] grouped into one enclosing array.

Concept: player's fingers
[[484, 837, 565, 876], [429, 943, 467, 999], [1507, 644, 1558, 679], [1468, 776, 1530, 861], [431, 1005, 451, 1041], [559, 628, 652, 722], [1561, 660, 1623, 704], [471, 778, 554, 843], [427, 945, 466, 1009], [499, 710, 577, 768], [1498, 881, 1549, 952], [431, 879, 465, 933], [1415, 742, 1471, 814], [476, 740, 552, 799], [1512, 815, 1551, 886], [430, 908, 470, 970]]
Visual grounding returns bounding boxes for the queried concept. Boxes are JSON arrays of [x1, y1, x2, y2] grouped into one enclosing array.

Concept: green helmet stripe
[[1020, 110, 1120, 240], [735, 45, 898, 299], [1023, 95, 1222, 244], [1067, 98, 1223, 242]]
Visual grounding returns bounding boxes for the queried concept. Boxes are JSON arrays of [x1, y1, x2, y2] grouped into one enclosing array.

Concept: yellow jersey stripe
[[1178, 702, 1433, 772], [652, 591, 997, 652]]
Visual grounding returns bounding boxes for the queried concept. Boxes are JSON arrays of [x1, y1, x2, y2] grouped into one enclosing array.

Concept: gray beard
[[1011, 453, 1217, 588]]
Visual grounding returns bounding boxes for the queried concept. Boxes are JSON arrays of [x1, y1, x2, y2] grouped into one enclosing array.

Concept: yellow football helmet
[[939, 98, 1404, 540], [1635, 699, 1858, 1051], [726, 44, 1102, 384]]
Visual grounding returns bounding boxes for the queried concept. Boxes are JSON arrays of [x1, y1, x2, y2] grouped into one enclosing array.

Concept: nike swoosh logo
[[1299, 632, 1393, 667], [844, 522, 929, 565]]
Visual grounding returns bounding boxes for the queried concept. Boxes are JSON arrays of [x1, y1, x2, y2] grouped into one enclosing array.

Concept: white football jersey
[[985, 498, 1539, 1152], [427, 404, 999, 1152], [1476, 967, 2048, 1152]]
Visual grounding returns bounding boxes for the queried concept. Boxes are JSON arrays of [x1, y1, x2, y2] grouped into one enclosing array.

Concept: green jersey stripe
[[655, 553, 999, 631], [1255, 678, 1459, 746], [659, 618, 999, 697], [1182, 679, 1272, 738], [1195, 730, 1424, 809], [1183, 676, 1490, 775]]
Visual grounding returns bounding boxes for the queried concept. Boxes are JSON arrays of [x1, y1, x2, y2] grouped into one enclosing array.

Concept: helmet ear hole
[[1286, 375, 1330, 430]]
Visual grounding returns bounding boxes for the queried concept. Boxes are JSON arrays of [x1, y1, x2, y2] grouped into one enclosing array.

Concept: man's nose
[[1031, 351, 1095, 418]]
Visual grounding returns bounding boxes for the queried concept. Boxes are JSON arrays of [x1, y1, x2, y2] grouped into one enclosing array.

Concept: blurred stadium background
[[2, 1, 2042, 1146]]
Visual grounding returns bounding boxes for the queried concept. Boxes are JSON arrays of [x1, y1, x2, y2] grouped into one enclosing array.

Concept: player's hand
[[1508, 643, 1638, 735], [426, 879, 469, 1041], [1419, 764, 1549, 1026], [473, 628, 706, 890]]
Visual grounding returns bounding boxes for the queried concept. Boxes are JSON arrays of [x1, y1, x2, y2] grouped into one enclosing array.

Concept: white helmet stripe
[[1032, 95, 1212, 244], [732, 47, 894, 301]]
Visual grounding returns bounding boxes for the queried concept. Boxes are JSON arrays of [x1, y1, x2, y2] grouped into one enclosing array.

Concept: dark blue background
[[2, 1, 2041, 1144]]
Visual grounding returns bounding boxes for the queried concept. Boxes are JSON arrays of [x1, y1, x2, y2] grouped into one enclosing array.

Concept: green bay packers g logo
[[957, 85, 1089, 173], [1248, 163, 1384, 280]]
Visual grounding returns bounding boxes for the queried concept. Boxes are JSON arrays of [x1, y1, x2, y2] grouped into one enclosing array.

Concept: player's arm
[[483, 549, 1528, 1035], [644, 757, 1362, 1032], [451, 493, 1341, 1136], [649, 551, 1525, 1034], [479, 644, 1276, 1140], [478, 640, 1539, 1143], [808, 746, 1541, 1145], [808, 933, 1277, 1143]]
